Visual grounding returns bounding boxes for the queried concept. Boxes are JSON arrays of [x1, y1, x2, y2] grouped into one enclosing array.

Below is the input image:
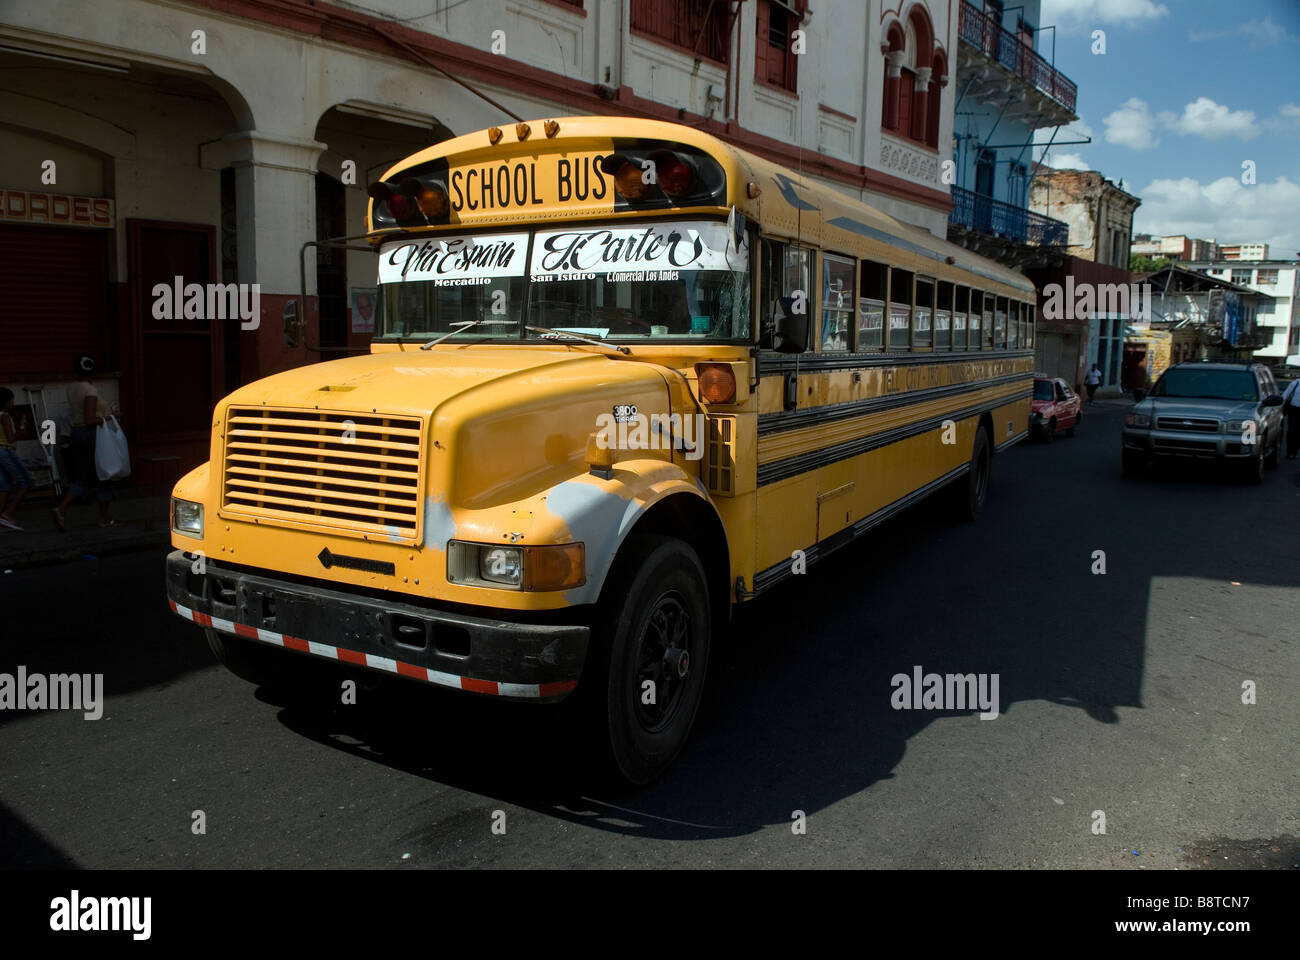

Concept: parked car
[[1121, 360, 1285, 483], [1030, 376, 1081, 442]]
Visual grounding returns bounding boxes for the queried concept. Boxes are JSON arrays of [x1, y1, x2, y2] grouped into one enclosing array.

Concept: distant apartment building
[[1130, 234, 1219, 262], [1220, 243, 1269, 261], [1187, 259, 1300, 366]]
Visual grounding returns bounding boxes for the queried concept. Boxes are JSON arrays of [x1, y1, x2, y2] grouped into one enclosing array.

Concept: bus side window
[[759, 238, 812, 351], [951, 282, 972, 348], [968, 290, 982, 350], [935, 281, 953, 351], [822, 254, 855, 352], [915, 277, 934, 348], [859, 260, 887, 351], [889, 267, 914, 350], [1008, 300, 1019, 348], [995, 296, 1008, 349], [982, 294, 994, 350], [1025, 302, 1034, 348]]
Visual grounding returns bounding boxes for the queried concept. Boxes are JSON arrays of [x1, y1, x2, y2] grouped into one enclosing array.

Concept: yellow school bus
[[166, 116, 1035, 784]]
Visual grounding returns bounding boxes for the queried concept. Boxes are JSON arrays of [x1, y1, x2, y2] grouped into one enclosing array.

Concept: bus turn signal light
[[609, 158, 649, 201], [523, 542, 586, 591], [696, 363, 737, 404], [402, 177, 448, 219]]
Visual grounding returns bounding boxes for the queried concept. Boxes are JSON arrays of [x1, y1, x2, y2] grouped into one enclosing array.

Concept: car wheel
[[1066, 412, 1078, 437], [1122, 449, 1145, 478], [1264, 434, 1279, 469], [1044, 418, 1056, 443], [582, 535, 711, 786]]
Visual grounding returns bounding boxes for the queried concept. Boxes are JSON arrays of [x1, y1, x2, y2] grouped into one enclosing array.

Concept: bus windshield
[[374, 220, 750, 343]]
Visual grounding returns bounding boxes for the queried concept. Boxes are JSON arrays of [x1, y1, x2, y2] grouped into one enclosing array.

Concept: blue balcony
[[949, 185, 1068, 247]]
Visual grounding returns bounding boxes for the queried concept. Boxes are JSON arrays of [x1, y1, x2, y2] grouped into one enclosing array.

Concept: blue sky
[[1035, 0, 1300, 258]]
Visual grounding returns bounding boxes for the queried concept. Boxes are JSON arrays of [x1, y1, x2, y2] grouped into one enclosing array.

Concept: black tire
[[581, 535, 711, 786], [1122, 449, 1145, 478], [1066, 412, 1078, 437], [1264, 434, 1279, 469], [956, 425, 991, 521], [1044, 418, 1056, 443], [204, 627, 294, 688]]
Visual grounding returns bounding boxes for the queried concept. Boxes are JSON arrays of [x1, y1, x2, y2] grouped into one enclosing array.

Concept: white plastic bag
[[95, 416, 131, 481]]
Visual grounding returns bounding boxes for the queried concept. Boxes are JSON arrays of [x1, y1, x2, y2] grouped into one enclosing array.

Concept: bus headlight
[[171, 499, 204, 537], [447, 541, 586, 591]]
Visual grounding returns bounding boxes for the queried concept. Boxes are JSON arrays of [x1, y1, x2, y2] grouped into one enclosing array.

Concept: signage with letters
[[0, 189, 113, 228]]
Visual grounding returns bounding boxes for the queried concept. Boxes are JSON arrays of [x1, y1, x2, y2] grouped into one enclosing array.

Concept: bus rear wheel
[[586, 535, 711, 787], [956, 425, 991, 521]]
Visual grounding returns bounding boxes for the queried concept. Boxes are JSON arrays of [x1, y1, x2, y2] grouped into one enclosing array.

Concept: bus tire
[[586, 535, 711, 787], [956, 425, 991, 521], [204, 627, 291, 688]]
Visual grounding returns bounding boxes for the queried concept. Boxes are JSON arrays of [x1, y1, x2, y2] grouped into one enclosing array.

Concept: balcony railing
[[949, 186, 1068, 247], [959, 1, 1077, 114]]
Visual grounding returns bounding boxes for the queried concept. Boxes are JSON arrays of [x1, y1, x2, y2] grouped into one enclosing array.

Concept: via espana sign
[[0, 189, 114, 228]]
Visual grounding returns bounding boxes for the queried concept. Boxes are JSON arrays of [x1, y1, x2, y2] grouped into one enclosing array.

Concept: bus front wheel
[[586, 535, 711, 787]]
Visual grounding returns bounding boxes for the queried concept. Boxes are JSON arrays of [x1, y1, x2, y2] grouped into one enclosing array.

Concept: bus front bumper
[[164, 550, 588, 701]]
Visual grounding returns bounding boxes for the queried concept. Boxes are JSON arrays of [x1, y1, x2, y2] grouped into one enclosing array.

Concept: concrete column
[[911, 67, 932, 141], [883, 51, 907, 131], [205, 132, 326, 377]]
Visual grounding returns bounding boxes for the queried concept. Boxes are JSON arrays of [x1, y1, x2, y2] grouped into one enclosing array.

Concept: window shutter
[[754, 0, 770, 82]]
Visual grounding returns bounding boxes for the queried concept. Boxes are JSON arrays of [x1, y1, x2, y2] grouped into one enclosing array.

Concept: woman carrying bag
[[53, 355, 124, 530]]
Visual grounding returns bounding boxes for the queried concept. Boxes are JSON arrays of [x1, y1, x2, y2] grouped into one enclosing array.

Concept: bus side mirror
[[772, 296, 808, 354], [283, 299, 302, 347]]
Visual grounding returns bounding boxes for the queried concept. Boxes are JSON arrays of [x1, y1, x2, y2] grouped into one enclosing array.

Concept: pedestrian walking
[[52, 355, 120, 530], [0, 387, 32, 531], [1084, 363, 1102, 403], [1282, 376, 1300, 460]]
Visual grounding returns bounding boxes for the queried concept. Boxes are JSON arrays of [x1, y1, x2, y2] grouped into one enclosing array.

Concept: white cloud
[[1040, 151, 1091, 170], [1158, 97, 1259, 140], [1282, 104, 1300, 119], [1133, 176, 1300, 258], [1188, 18, 1299, 46], [1042, 0, 1169, 27], [1104, 98, 1159, 150]]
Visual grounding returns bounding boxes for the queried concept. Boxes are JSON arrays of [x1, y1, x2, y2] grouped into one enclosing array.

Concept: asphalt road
[[3, 402, 1298, 869]]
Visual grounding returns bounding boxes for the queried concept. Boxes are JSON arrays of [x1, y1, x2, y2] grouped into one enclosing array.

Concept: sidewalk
[[0, 489, 171, 571]]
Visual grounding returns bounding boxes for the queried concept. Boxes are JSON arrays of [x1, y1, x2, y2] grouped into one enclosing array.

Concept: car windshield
[[1033, 381, 1055, 400], [373, 220, 751, 343], [1152, 368, 1258, 402]]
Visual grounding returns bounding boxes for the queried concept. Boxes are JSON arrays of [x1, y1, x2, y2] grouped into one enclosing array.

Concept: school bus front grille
[[221, 407, 424, 541]]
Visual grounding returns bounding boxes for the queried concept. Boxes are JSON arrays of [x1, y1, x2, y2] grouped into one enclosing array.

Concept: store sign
[[0, 189, 113, 228]]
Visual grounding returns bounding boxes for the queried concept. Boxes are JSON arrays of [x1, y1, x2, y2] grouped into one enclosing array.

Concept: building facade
[[1186, 259, 1300, 367], [1130, 234, 1219, 263], [946, 0, 1074, 268], [1029, 167, 1140, 268], [0, 0, 964, 479], [1220, 243, 1269, 261]]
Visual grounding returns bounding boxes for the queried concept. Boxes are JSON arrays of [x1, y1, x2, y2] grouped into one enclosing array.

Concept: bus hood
[[219, 348, 685, 508]]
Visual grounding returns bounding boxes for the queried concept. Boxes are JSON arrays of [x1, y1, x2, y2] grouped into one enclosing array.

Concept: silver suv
[[1121, 361, 1285, 483]]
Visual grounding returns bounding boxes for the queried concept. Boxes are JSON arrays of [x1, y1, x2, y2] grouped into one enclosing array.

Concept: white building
[[1187, 260, 1300, 366], [1220, 243, 1269, 261], [0, 0, 961, 474]]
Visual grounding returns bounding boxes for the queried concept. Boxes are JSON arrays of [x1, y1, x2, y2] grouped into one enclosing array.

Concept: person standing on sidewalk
[[52, 355, 119, 530], [1084, 363, 1102, 403], [0, 387, 32, 531], [1282, 376, 1300, 460]]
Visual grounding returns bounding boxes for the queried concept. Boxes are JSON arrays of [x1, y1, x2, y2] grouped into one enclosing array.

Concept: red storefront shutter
[[0, 224, 110, 376]]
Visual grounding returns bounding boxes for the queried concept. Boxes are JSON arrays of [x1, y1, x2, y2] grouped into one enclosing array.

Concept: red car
[[1031, 376, 1082, 441]]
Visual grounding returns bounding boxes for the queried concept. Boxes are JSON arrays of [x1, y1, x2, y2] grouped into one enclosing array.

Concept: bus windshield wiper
[[420, 319, 512, 349], [524, 325, 630, 355]]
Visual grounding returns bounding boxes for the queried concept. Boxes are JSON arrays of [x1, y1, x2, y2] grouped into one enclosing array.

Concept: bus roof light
[[652, 150, 695, 198], [515, 122, 532, 141], [544, 120, 560, 138], [401, 177, 448, 220], [368, 181, 417, 222], [488, 126, 503, 145]]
